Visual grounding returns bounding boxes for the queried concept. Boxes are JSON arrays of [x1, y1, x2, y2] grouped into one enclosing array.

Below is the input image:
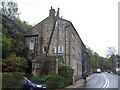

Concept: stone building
[[24, 7, 90, 80]]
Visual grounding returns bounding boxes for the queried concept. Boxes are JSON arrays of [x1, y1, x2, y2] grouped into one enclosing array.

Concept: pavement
[[65, 74, 95, 88]]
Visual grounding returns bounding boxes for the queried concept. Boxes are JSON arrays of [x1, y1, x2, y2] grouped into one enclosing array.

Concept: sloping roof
[[25, 17, 49, 34]]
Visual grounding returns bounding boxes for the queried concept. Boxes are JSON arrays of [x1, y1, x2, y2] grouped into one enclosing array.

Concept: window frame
[[58, 46, 64, 53], [29, 41, 34, 50], [43, 46, 48, 53]]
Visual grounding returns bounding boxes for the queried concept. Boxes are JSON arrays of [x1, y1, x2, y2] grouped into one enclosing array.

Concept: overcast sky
[[13, 0, 119, 57]]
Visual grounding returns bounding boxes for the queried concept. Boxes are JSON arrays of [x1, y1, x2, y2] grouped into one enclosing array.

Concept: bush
[[2, 54, 20, 72], [2, 54, 28, 72], [32, 74, 66, 88], [32, 74, 53, 82], [58, 64, 74, 85], [45, 75, 66, 88], [19, 57, 28, 72], [31, 64, 74, 88], [2, 72, 25, 88]]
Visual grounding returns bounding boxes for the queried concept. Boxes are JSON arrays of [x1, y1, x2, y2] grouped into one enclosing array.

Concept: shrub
[[58, 64, 74, 85], [2, 54, 20, 72], [45, 75, 66, 88], [19, 57, 28, 72], [2, 54, 28, 72], [32, 74, 53, 82], [32, 74, 66, 88], [2, 72, 25, 88], [30, 64, 74, 88]]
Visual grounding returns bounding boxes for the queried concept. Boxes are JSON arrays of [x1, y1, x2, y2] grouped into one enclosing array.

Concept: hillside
[[1, 14, 32, 59]]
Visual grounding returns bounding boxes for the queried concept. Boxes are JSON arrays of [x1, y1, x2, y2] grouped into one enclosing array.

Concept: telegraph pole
[[56, 8, 59, 74]]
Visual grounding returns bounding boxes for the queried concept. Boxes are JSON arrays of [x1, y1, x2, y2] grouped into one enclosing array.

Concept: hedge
[[2, 72, 25, 89]]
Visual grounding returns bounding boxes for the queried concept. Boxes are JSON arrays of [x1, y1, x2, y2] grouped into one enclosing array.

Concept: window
[[72, 47, 75, 54], [36, 63, 39, 68], [43, 46, 48, 53], [78, 53, 80, 59], [58, 46, 63, 53], [29, 41, 34, 50], [54, 46, 64, 53], [53, 47, 56, 53], [72, 33, 75, 41], [72, 47, 75, 57], [77, 63, 79, 76], [55, 21, 58, 27]]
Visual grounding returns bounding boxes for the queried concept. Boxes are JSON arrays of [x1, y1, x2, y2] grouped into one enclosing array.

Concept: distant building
[[24, 7, 90, 80]]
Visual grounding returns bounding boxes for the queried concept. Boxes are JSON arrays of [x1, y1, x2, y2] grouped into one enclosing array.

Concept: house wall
[[24, 7, 89, 80]]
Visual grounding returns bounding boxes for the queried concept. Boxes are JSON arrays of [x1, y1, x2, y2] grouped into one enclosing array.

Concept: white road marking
[[106, 78, 109, 88], [101, 73, 110, 89]]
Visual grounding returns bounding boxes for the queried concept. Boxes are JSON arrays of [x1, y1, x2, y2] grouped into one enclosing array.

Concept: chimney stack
[[49, 6, 55, 17]]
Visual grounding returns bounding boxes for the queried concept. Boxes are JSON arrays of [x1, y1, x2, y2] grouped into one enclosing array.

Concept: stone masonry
[[24, 7, 90, 80]]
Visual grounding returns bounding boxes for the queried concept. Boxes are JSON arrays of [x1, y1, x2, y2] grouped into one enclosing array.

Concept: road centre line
[[101, 73, 109, 89], [102, 74, 108, 88], [105, 78, 109, 88]]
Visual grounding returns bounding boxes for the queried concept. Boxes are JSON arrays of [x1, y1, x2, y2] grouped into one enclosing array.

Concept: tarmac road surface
[[76, 72, 119, 89]]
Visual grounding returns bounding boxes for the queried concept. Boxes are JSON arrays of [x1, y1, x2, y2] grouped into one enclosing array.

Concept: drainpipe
[[64, 25, 70, 64]]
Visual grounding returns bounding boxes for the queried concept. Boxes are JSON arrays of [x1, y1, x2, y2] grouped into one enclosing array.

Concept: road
[[76, 72, 119, 89]]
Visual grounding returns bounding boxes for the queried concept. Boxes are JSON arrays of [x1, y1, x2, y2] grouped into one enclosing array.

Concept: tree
[[106, 47, 116, 58], [105, 47, 117, 71], [1, 0, 20, 19], [2, 29, 13, 59], [14, 18, 32, 32], [86, 47, 100, 72]]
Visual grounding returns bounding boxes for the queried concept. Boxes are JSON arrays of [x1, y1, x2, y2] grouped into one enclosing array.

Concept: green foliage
[[1, 1, 32, 60], [32, 74, 66, 88], [31, 64, 74, 88], [2, 72, 25, 88], [105, 59, 113, 70], [34, 75, 53, 82], [14, 18, 32, 32], [58, 64, 74, 85], [45, 75, 66, 88], [86, 46, 116, 72], [86, 47, 99, 71], [2, 54, 28, 72], [19, 57, 28, 72], [2, 29, 13, 59], [2, 54, 20, 72], [2, 16, 32, 58]]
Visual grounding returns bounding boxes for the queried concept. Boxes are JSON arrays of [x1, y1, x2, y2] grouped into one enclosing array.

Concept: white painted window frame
[[54, 47, 57, 53], [29, 41, 34, 50], [58, 46, 64, 53], [43, 46, 47, 53]]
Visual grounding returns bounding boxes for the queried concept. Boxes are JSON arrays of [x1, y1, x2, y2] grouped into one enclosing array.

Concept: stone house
[[24, 7, 90, 80]]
